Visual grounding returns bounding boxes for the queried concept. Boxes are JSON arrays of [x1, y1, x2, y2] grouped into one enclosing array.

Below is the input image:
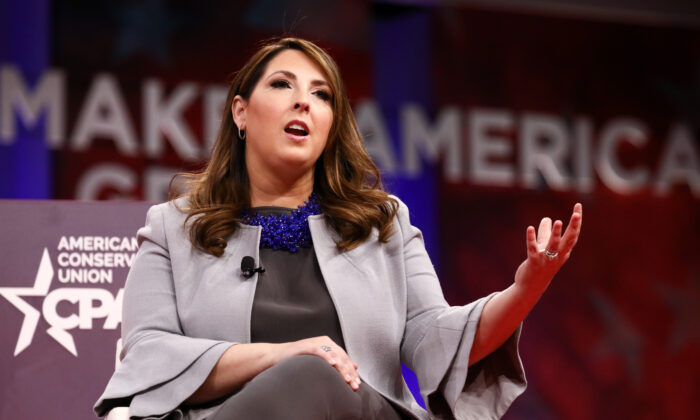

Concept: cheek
[[248, 93, 285, 127], [315, 113, 333, 153], [318, 109, 334, 137], [251, 101, 281, 124]]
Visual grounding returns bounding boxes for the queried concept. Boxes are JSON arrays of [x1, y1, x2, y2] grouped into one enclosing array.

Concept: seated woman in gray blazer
[[94, 37, 582, 420]]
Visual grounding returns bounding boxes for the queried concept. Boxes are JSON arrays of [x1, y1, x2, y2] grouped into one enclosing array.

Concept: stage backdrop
[[1, 1, 698, 419], [0, 200, 151, 419]]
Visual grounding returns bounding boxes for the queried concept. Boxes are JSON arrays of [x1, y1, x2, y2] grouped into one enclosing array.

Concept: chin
[[277, 155, 317, 173]]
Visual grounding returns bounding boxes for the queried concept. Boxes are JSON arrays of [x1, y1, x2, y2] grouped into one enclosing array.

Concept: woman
[[94, 37, 582, 419]]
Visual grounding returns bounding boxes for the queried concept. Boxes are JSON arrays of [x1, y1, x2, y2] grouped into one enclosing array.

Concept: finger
[[560, 203, 583, 254], [340, 360, 361, 389], [349, 359, 361, 387], [341, 355, 360, 380], [545, 220, 563, 257], [322, 351, 358, 389], [526, 226, 538, 258], [332, 348, 361, 388], [537, 217, 552, 248]]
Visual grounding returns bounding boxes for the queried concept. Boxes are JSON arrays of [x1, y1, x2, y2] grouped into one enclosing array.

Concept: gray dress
[[250, 207, 346, 348]]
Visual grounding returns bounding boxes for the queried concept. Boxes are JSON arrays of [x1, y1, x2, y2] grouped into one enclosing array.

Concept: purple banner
[[0, 200, 150, 419]]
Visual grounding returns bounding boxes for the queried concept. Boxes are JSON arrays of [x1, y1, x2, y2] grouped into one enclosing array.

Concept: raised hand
[[514, 203, 583, 295], [469, 203, 583, 365]]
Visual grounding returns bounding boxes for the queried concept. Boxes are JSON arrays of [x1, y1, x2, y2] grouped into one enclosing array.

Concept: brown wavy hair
[[174, 37, 398, 257]]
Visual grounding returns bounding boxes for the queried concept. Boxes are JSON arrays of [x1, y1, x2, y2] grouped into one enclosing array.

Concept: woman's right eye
[[271, 79, 290, 88]]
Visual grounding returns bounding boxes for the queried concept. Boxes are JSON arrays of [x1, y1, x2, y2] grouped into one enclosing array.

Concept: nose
[[293, 101, 310, 113]]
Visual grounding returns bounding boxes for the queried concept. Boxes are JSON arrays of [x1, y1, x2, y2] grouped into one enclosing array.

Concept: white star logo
[[0, 248, 78, 356]]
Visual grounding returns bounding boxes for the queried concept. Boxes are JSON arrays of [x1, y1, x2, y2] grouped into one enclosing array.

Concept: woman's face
[[233, 49, 334, 182]]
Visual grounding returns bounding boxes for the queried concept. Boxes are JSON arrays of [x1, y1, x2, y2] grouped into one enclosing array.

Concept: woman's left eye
[[313, 90, 331, 102]]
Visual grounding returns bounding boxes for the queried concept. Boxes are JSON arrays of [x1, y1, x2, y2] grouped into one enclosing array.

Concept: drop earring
[[238, 127, 246, 140]]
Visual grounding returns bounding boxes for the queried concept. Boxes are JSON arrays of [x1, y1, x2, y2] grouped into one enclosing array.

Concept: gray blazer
[[94, 197, 526, 420]]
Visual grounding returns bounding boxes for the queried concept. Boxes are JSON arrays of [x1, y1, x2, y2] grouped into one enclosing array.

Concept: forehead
[[263, 49, 328, 81]]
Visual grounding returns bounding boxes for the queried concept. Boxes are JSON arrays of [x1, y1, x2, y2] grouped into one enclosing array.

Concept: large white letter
[[0, 65, 65, 147], [573, 117, 595, 193], [203, 85, 228, 154], [519, 113, 571, 190], [143, 79, 200, 161], [43, 289, 80, 331], [354, 100, 397, 173], [654, 123, 700, 197], [401, 104, 461, 181], [70, 74, 138, 155], [468, 108, 515, 187], [596, 118, 649, 194], [78, 289, 114, 329], [103, 288, 124, 330]]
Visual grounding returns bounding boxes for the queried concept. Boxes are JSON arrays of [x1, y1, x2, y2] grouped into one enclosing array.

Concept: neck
[[248, 168, 315, 208]]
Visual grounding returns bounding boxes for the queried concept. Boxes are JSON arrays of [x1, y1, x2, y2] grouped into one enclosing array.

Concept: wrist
[[268, 341, 297, 366], [509, 280, 544, 314], [514, 262, 551, 299], [266, 343, 283, 366]]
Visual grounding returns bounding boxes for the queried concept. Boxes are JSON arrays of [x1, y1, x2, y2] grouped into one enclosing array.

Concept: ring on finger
[[545, 249, 558, 260], [320, 345, 332, 352]]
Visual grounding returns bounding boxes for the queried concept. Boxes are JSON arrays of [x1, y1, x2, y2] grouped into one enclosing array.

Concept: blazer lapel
[[221, 224, 262, 343], [308, 215, 408, 402], [308, 216, 369, 360]]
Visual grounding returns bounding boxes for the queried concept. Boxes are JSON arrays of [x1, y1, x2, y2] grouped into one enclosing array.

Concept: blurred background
[[1, 0, 698, 418]]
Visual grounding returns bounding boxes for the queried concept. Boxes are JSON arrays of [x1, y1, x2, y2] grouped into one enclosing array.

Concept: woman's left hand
[[514, 203, 583, 297], [469, 203, 583, 365]]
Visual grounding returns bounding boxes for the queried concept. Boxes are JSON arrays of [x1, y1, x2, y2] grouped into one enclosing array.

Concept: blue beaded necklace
[[241, 193, 322, 252]]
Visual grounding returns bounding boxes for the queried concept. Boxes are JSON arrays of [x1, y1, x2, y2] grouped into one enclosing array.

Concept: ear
[[231, 95, 247, 130]]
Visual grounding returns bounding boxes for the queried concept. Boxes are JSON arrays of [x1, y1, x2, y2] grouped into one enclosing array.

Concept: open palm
[[514, 203, 583, 294]]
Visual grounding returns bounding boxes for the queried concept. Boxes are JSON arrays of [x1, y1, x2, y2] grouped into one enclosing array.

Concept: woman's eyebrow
[[267, 70, 329, 87]]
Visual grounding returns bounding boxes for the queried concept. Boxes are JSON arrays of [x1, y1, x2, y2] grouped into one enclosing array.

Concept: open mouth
[[284, 121, 309, 137]]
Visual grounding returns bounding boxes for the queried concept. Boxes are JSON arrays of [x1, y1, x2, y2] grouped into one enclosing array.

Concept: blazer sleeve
[[395, 199, 527, 420], [93, 203, 236, 418]]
